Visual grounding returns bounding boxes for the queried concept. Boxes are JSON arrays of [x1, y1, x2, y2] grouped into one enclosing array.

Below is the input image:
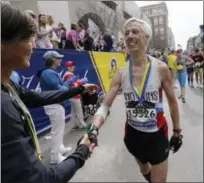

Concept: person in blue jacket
[[37, 50, 78, 164]]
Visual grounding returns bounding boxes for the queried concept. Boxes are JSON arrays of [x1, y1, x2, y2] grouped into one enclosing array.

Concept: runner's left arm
[[159, 62, 181, 131], [91, 69, 122, 130]]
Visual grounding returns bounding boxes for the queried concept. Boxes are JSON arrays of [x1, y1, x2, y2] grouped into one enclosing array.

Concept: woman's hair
[[25, 10, 36, 19], [38, 13, 47, 29], [1, 2, 37, 43], [70, 23, 77, 30], [47, 15, 54, 26]]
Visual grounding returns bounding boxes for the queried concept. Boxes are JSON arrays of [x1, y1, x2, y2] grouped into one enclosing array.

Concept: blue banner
[[16, 49, 101, 134]]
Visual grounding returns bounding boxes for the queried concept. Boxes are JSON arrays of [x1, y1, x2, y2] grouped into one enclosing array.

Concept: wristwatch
[[87, 124, 99, 135], [173, 128, 182, 134]]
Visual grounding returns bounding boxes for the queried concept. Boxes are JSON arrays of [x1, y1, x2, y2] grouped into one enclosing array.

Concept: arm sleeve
[[2, 99, 89, 183], [13, 82, 85, 108], [43, 72, 68, 90]]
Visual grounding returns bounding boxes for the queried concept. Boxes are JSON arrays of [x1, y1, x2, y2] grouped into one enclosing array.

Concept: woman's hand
[[79, 134, 96, 153]]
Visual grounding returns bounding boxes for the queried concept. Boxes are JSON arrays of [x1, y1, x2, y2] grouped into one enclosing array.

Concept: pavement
[[39, 82, 203, 182]]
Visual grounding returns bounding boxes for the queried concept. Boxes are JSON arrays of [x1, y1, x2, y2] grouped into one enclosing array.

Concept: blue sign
[[16, 49, 101, 134]]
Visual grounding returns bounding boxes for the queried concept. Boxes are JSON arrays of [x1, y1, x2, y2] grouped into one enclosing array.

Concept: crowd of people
[[26, 10, 126, 54], [147, 48, 204, 103]]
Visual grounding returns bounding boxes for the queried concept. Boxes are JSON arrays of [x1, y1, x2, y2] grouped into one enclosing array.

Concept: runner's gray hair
[[124, 17, 152, 42]]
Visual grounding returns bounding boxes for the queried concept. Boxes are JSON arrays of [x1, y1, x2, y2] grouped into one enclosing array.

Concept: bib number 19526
[[126, 108, 156, 118]]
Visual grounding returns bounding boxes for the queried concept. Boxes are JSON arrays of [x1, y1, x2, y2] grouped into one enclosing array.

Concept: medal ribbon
[[127, 56, 152, 103]]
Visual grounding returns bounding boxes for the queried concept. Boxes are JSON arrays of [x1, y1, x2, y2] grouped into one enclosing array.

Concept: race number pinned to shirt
[[126, 56, 157, 128]]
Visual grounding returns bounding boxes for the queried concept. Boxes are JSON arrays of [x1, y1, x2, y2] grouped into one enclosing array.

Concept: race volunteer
[[83, 17, 183, 182], [2, 2, 96, 183]]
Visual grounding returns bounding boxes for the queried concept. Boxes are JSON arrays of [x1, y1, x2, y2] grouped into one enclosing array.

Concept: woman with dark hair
[[65, 23, 83, 50], [1, 2, 97, 183], [83, 29, 94, 51], [56, 22, 67, 49], [36, 14, 53, 48]]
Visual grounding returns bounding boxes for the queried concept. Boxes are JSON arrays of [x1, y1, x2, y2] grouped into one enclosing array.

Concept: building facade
[[140, 2, 169, 50], [167, 27, 175, 50], [186, 24, 204, 52]]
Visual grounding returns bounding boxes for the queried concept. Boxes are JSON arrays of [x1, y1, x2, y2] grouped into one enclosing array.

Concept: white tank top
[[121, 56, 164, 133]]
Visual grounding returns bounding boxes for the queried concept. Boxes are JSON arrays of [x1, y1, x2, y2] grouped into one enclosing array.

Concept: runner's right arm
[[92, 69, 122, 129]]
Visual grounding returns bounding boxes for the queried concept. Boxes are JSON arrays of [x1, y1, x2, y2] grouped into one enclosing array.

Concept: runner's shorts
[[124, 122, 169, 165], [194, 67, 203, 73], [177, 70, 187, 88], [187, 67, 194, 74]]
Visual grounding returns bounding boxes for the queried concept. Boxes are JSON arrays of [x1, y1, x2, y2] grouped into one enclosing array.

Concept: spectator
[[94, 35, 104, 51], [25, 10, 37, 48], [56, 22, 67, 49], [65, 23, 82, 50], [159, 52, 168, 64], [103, 29, 113, 52], [1, 2, 96, 182], [47, 15, 60, 49], [83, 29, 94, 51], [36, 14, 53, 48], [37, 51, 74, 164]]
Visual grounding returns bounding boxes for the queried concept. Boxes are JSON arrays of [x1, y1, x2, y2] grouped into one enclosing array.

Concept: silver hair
[[124, 17, 152, 42]]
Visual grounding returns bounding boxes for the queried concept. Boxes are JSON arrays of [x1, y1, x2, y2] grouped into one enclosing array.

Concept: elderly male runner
[[84, 17, 183, 182]]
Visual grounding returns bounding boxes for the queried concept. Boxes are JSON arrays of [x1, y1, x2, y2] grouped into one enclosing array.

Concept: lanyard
[[127, 56, 152, 103], [7, 84, 42, 161]]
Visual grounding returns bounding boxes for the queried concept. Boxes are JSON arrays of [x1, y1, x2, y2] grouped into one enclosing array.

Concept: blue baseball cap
[[43, 51, 64, 62]]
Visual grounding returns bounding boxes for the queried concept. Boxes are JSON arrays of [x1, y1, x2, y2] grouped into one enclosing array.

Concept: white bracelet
[[94, 105, 109, 120]]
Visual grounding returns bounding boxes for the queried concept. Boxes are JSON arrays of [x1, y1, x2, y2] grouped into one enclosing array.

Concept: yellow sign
[[90, 51, 125, 93]]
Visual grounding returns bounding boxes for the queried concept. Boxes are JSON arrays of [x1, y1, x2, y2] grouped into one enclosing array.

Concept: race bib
[[126, 103, 157, 128]]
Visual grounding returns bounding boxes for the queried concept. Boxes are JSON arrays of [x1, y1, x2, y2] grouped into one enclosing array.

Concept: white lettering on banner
[[21, 75, 35, 89], [20, 69, 89, 92]]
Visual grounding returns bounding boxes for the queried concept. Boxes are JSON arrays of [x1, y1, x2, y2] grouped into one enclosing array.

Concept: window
[[159, 8, 164, 13], [161, 36, 165, 40], [154, 27, 159, 35], [152, 8, 158, 14], [154, 17, 158, 25], [159, 17, 163, 24], [160, 27, 164, 34]]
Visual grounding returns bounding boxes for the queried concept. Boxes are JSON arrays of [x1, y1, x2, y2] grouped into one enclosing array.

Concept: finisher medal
[[136, 103, 146, 115], [128, 56, 152, 105]]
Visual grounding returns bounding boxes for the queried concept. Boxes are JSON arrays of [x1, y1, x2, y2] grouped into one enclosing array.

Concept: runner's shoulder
[[149, 55, 168, 70]]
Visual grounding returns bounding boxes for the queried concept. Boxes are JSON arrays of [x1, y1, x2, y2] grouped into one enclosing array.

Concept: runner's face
[[124, 22, 149, 52]]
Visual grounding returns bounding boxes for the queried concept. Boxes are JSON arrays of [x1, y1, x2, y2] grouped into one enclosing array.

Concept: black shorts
[[187, 67, 194, 74], [124, 123, 169, 165]]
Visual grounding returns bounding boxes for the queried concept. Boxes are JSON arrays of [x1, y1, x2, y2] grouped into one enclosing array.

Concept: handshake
[[75, 125, 98, 159]]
